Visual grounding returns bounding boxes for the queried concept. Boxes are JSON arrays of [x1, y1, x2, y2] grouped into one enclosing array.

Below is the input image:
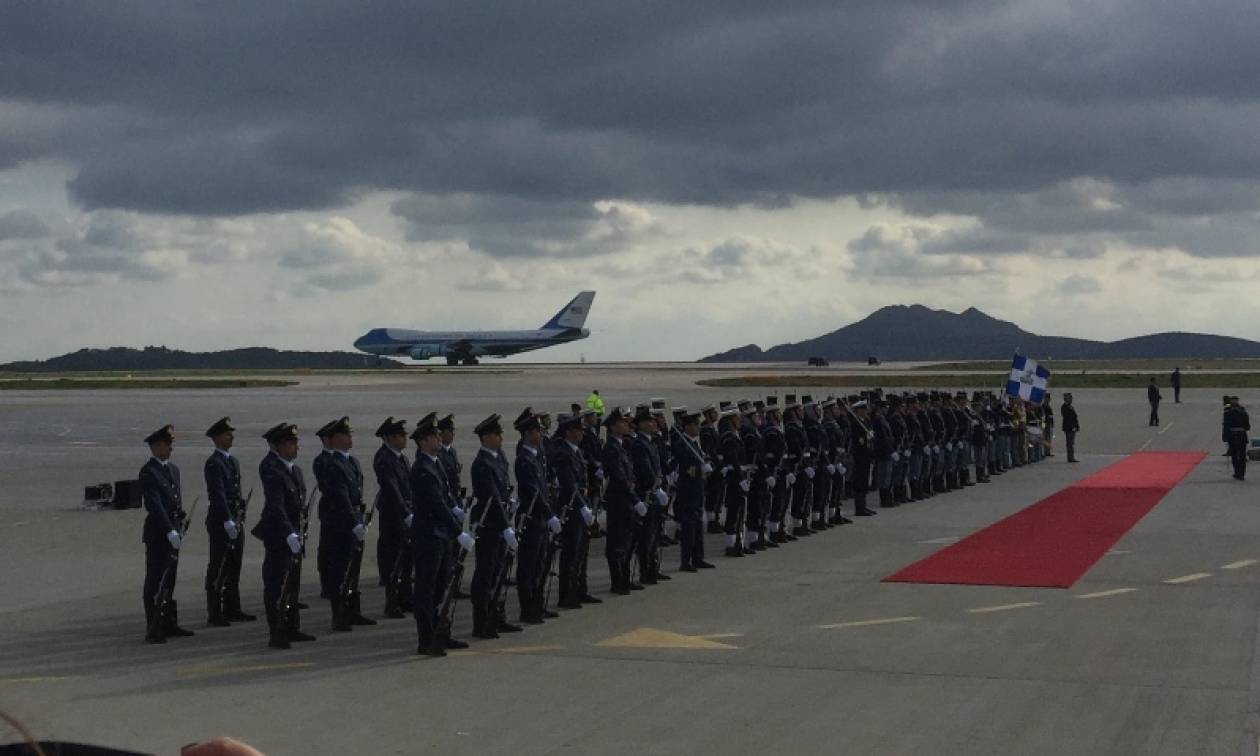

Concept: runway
[[1, 366, 1258, 755]]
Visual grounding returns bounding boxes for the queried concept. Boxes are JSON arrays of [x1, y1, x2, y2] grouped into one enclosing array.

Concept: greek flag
[[1006, 354, 1051, 403]]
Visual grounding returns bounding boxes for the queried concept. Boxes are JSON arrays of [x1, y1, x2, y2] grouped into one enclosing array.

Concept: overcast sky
[[3, 1, 1260, 363]]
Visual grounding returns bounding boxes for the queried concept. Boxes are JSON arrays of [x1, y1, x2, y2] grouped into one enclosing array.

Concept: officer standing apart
[[140, 424, 195, 643], [1148, 378, 1162, 427], [204, 417, 254, 627], [1171, 368, 1183, 403], [254, 422, 316, 649], [1224, 396, 1250, 481], [1061, 393, 1080, 463], [408, 414, 472, 656]]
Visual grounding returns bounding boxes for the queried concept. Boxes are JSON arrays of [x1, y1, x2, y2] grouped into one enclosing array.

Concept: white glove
[[837, 464, 847, 475], [547, 516, 562, 534], [765, 475, 777, 489], [502, 527, 518, 551], [826, 464, 836, 475], [891, 452, 900, 462], [596, 510, 608, 529], [634, 501, 648, 517], [404, 513, 414, 528], [286, 532, 301, 554], [352, 523, 367, 541], [786, 473, 797, 485], [721, 465, 733, 476], [934, 445, 942, 454], [223, 520, 239, 540], [701, 462, 713, 474], [667, 471, 678, 486], [946, 442, 954, 451], [805, 467, 816, 479], [457, 532, 475, 552], [595, 467, 605, 480], [452, 506, 465, 522], [654, 488, 668, 507], [509, 497, 519, 511], [738, 479, 751, 493], [923, 445, 931, 455], [166, 530, 181, 550], [580, 506, 595, 527]]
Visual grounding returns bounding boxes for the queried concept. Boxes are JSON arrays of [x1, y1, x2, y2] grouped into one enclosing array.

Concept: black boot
[[224, 587, 256, 622], [472, 604, 498, 639], [163, 600, 195, 637], [207, 590, 231, 627], [144, 599, 166, 644], [266, 606, 290, 649], [331, 598, 353, 632], [348, 592, 377, 626]]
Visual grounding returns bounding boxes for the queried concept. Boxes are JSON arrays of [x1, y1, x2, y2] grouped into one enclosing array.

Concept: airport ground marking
[[1163, 572, 1212, 585], [0, 675, 76, 685], [1156, 421, 1176, 436], [1222, 559, 1258, 570], [917, 536, 960, 545], [176, 662, 315, 678], [596, 628, 739, 650], [700, 633, 744, 639], [966, 602, 1042, 614], [1106, 549, 1131, 556], [817, 617, 921, 630], [1073, 588, 1138, 600]]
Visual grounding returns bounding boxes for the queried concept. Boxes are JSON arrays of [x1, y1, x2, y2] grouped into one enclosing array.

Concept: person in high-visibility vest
[[585, 390, 605, 416]]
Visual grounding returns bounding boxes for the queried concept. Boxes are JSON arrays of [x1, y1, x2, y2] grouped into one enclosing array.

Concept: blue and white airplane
[[353, 291, 596, 365]]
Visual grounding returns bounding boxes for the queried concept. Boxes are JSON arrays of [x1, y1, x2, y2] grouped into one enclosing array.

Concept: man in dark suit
[[140, 424, 194, 643], [1148, 378, 1162, 427], [1224, 396, 1251, 480], [204, 417, 254, 627], [253, 422, 316, 649], [1061, 393, 1080, 463], [409, 414, 472, 656], [374, 417, 413, 617]]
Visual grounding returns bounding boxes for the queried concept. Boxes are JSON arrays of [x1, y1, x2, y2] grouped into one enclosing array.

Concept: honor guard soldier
[[552, 413, 596, 608], [319, 417, 374, 631], [783, 395, 811, 537], [673, 410, 715, 570], [802, 396, 830, 530], [312, 420, 337, 598], [436, 415, 463, 500], [740, 400, 768, 549], [575, 409, 604, 603], [630, 405, 670, 583], [374, 416, 414, 618], [601, 408, 642, 594], [700, 404, 724, 533], [469, 413, 521, 638], [141, 424, 194, 643], [718, 406, 752, 555], [848, 399, 877, 516], [254, 422, 316, 649], [822, 399, 852, 524], [514, 408, 562, 624], [1224, 396, 1250, 480], [887, 396, 909, 504], [204, 417, 254, 627], [762, 397, 792, 543], [409, 414, 472, 656]]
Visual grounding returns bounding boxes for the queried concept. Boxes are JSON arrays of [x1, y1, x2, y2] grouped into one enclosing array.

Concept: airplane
[[353, 291, 596, 366]]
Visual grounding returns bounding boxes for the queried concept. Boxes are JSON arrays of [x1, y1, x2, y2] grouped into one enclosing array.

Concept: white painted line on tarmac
[[1157, 421, 1176, 436], [966, 602, 1042, 614], [818, 617, 921, 630], [1074, 588, 1137, 600], [1222, 560, 1259, 570], [917, 536, 960, 545], [1163, 572, 1212, 585]]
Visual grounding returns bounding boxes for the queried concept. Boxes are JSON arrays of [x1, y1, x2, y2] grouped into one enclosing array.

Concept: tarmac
[[1, 365, 1258, 755]]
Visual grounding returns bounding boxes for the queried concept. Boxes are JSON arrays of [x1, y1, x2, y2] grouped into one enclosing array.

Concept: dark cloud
[[3, 1, 1260, 262], [847, 226, 1001, 280]]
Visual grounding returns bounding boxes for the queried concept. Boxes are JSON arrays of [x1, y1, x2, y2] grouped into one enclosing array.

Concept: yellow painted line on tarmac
[[1222, 560, 1259, 570], [1074, 588, 1138, 600], [817, 617, 920, 630], [966, 602, 1041, 614], [0, 675, 76, 684], [176, 662, 315, 678], [1163, 572, 1212, 585], [597, 628, 739, 649], [493, 645, 564, 654], [700, 633, 744, 639]]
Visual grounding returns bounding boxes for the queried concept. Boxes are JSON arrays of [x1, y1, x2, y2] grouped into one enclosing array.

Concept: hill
[[0, 346, 403, 372], [698, 305, 1260, 362]]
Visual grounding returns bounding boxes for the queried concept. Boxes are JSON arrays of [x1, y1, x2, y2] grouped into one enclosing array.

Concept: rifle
[[276, 489, 318, 639], [434, 494, 492, 645], [214, 488, 253, 608], [148, 497, 198, 640], [335, 493, 378, 627], [384, 528, 413, 618], [491, 488, 539, 622], [538, 488, 578, 612]]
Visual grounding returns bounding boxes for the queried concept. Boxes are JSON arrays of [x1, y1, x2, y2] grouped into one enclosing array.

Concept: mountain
[[0, 346, 403, 372], [698, 305, 1260, 362]]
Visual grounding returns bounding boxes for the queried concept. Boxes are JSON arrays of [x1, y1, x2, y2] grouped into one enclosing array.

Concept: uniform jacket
[[1060, 404, 1080, 433], [141, 458, 184, 544], [671, 432, 707, 505], [601, 435, 637, 512], [320, 452, 365, 533], [204, 450, 242, 526], [470, 447, 513, 533], [253, 451, 306, 547], [373, 444, 412, 534], [514, 443, 554, 522], [631, 432, 663, 499], [409, 453, 463, 540], [438, 445, 462, 500], [550, 439, 588, 514]]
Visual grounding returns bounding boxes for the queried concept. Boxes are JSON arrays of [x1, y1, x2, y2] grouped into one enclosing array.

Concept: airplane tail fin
[[541, 291, 596, 330]]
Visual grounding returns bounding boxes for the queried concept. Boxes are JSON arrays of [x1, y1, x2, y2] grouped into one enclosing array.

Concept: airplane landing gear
[[445, 355, 459, 366], [461, 356, 480, 366]]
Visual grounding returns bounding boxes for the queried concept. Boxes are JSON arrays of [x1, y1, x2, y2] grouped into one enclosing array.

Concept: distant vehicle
[[867, 356, 881, 366], [353, 291, 595, 366], [808, 356, 829, 367]]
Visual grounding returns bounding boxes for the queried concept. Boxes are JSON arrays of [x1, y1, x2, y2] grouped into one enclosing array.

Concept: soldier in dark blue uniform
[[969, 393, 992, 483], [762, 397, 793, 543], [408, 414, 472, 656], [468, 414, 521, 638], [783, 395, 812, 537], [514, 408, 562, 623], [253, 422, 316, 649], [311, 420, 337, 599], [1224, 396, 1251, 480], [601, 408, 642, 594], [872, 397, 897, 509], [203, 417, 254, 627], [887, 396, 909, 504], [436, 415, 463, 501], [719, 407, 752, 555], [802, 396, 830, 530], [575, 409, 604, 604], [823, 400, 852, 524], [740, 400, 769, 548], [848, 400, 877, 517], [700, 404, 724, 534], [630, 406, 669, 583], [140, 424, 194, 643], [553, 413, 595, 608], [318, 417, 373, 631], [672, 410, 715, 571], [373, 416, 413, 618]]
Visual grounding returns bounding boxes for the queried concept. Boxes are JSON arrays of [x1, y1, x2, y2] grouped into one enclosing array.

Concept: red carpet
[[884, 451, 1206, 588]]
